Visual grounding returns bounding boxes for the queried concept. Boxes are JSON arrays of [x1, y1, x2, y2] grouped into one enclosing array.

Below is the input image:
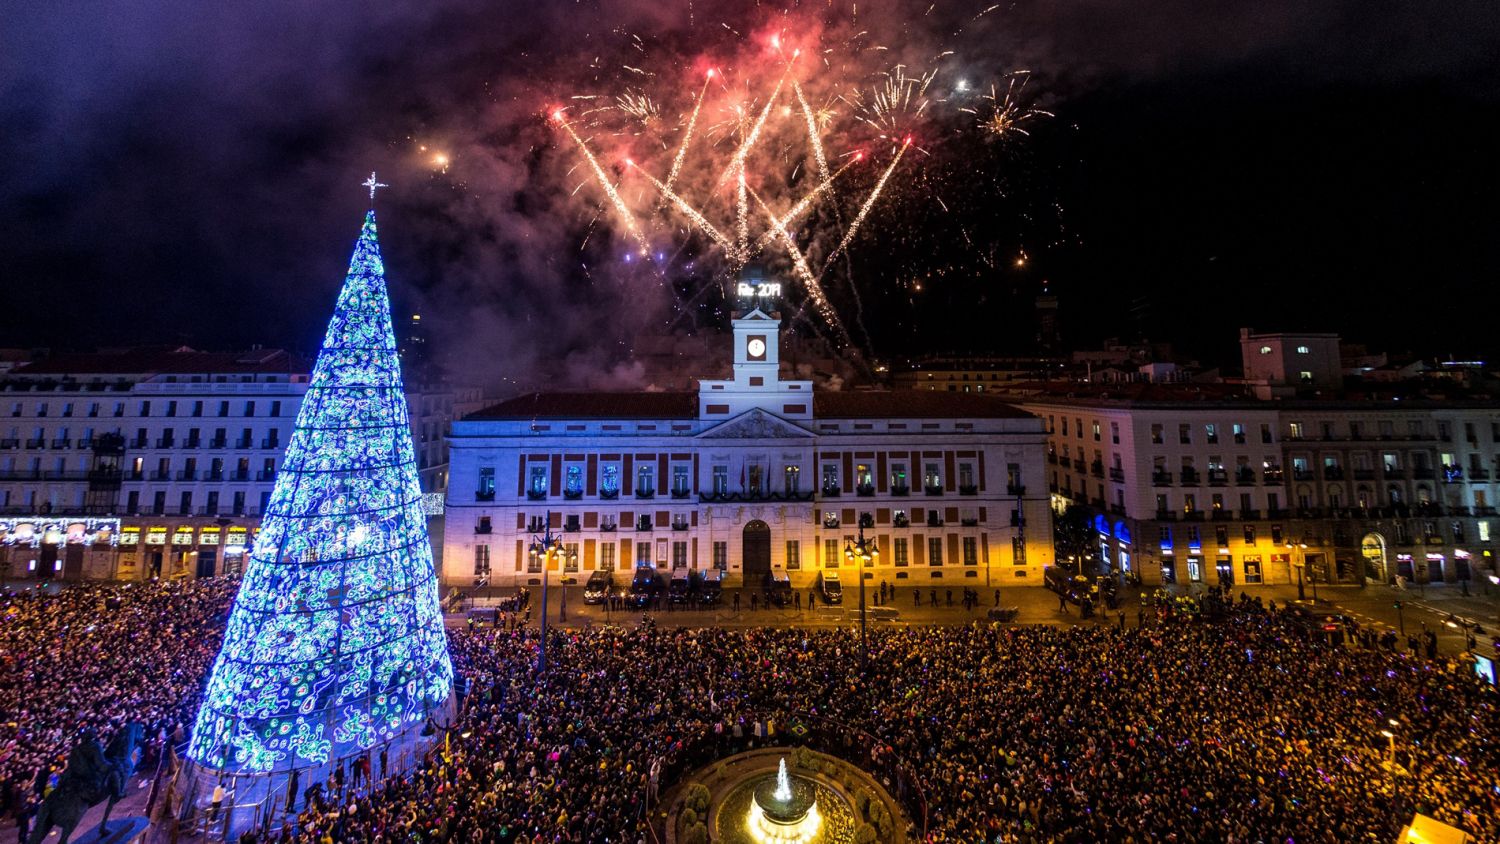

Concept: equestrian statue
[[29, 723, 143, 844]]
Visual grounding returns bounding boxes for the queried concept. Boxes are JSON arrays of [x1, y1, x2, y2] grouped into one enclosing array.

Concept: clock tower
[[697, 269, 813, 421]]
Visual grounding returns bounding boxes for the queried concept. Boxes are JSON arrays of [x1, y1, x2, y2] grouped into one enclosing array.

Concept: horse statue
[[29, 723, 143, 844]]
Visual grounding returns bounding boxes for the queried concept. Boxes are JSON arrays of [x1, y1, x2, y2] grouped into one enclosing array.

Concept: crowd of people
[[0, 579, 236, 833], [3, 579, 1498, 843]]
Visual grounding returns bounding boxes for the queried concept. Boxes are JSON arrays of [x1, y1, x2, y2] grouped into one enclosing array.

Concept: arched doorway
[[1361, 533, 1388, 583], [742, 520, 771, 584]]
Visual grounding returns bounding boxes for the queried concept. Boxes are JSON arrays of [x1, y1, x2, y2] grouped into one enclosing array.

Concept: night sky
[[2, 0, 1497, 386]]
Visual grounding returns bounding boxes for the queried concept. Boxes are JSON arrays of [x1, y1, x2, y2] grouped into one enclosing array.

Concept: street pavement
[[451, 580, 1500, 660]]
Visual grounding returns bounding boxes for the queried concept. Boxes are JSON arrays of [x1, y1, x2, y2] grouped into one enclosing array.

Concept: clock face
[[747, 337, 767, 360]]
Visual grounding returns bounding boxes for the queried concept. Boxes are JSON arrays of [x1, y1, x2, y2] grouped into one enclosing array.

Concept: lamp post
[[1287, 541, 1313, 601], [844, 523, 878, 669], [528, 516, 574, 674], [1382, 718, 1401, 805]]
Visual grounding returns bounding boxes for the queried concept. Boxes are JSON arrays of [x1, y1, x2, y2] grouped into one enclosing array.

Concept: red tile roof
[[469, 389, 1033, 421], [12, 348, 308, 376]]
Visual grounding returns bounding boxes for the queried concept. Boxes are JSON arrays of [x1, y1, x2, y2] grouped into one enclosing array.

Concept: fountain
[[746, 757, 823, 843]]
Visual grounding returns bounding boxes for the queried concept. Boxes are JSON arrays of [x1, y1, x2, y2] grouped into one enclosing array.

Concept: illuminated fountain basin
[[746, 758, 822, 843]]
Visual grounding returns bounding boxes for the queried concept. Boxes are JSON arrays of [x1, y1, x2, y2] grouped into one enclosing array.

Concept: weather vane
[[362, 172, 388, 202]]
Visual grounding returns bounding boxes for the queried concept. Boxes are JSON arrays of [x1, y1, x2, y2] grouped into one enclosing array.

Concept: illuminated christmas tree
[[188, 202, 452, 775]]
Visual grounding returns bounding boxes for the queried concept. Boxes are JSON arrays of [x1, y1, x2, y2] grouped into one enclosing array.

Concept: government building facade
[[443, 305, 1054, 590]]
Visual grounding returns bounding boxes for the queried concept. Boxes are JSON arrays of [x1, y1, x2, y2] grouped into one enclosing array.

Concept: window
[[1156, 493, 1169, 514], [891, 463, 908, 489], [894, 537, 909, 566], [1006, 463, 1022, 492], [784, 465, 800, 493], [566, 465, 584, 495], [1151, 423, 1164, 444], [139, 401, 151, 417], [962, 537, 978, 566], [1296, 345, 1310, 354], [601, 543, 616, 571], [637, 464, 655, 494], [636, 542, 652, 567], [1243, 525, 1257, 544], [1061, 418, 1069, 436], [191, 401, 203, 417], [1480, 522, 1492, 543], [924, 463, 942, 489], [166, 401, 177, 417], [528, 466, 548, 495], [1259, 345, 1272, 355], [928, 537, 944, 566], [1288, 421, 1304, 439], [243, 401, 255, 417], [786, 541, 801, 569], [473, 545, 491, 576], [672, 542, 687, 568], [671, 464, 689, 495], [1179, 424, 1191, 444], [712, 465, 728, 495], [1091, 421, 1101, 441], [1110, 422, 1120, 444], [824, 539, 840, 568], [1205, 423, 1218, 444], [856, 463, 873, 489], [712, 542, 727, 570], [822, 464, 839, 491], [477, 467, 495, 498], [958, 463, 974, 488]]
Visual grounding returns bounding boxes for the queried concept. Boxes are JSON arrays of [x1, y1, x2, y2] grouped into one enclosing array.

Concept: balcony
[[1154, 510, 1176, 521], [0, 439, 17, 449], [1089, 461, 1105, 479], [526, 521, 546, 533], [599, 488, 619, 500], [155, 438, 175, 448], [475, 523, 492, 534], [1108, 468, 1125, 483], [1007, 484, 1026, 496], [1353, 468, 1376, 481], [635, 488, 656, 499], [958, 484, 978, 496], [856, 484, 876, 497], [1207, 470, 1228, 486], [475, 490, 496, 502], [1210, 510, 1232, 521], [924, 485, 944, 496], [205, 470, 225, 481], [960, 517, 979, 527], [890, 485, 910, 497], [1238, 508, 1260, 520], [76, 438, 93, 450], [1412, 467, 1435, 480], [1046, 453, 1058, 464], [26, 438, 45, 448], [671, 520, 690, 532], [893, 514, 910, 528], [1152, 472, 1173, 487], [209, 438, 227, 449], [1263, 470, 1284, 484], [182, 439, 201, 450], [670, 488, 691, 500], [565, 518, 582, 532], [635, 519, 653, 531], [925, 514, 944, 527], [1469, 468, 1490, 481], [235, 438, 253, 449], [1182, 511, 1204, 522], [527, 489, 547, 501], [1292, 469, 1313, 482], [599, 522, 617, 532], [821, 486, 841, 498], [1179, 469, 1200, 485], [1322, 467, 1345, 481], [823, 515, 840, 529], [1266, 508, 1288, 519], [564, 489, 584, 500], [150, 470, 171, 481], [176, 470, 197, 481], [1234, 468, 1257, 485], [1108, 503, 1126, 516], [260, 438, 281, 449], [50, 439, 71, 449]]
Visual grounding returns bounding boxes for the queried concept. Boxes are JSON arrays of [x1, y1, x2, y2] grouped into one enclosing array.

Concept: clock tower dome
[[696, 269, 813, 421]]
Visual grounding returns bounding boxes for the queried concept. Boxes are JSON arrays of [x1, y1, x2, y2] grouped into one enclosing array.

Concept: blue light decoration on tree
[[188, 208, 453, 774]]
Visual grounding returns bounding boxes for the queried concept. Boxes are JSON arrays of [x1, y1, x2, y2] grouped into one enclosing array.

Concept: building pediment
[[697, 408, 814, 440]]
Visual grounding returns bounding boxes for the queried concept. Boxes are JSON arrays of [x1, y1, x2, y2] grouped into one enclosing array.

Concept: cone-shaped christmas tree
[[188, 209, 452, 774]]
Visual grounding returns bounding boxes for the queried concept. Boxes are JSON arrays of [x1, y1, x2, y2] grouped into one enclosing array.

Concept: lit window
[[1296, 345, 1310, 354], [1259, 346, 1272, 355]]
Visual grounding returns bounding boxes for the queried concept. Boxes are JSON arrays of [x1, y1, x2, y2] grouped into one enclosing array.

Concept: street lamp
[[528, 515, 575, 674], [1287, 541, 1313, 601], [844, 523, 878, 669], [1382, 718, 1401, 805]]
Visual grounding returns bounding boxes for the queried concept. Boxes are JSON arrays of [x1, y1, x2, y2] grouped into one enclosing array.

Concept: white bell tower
[[697, 268, 814, 421]]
